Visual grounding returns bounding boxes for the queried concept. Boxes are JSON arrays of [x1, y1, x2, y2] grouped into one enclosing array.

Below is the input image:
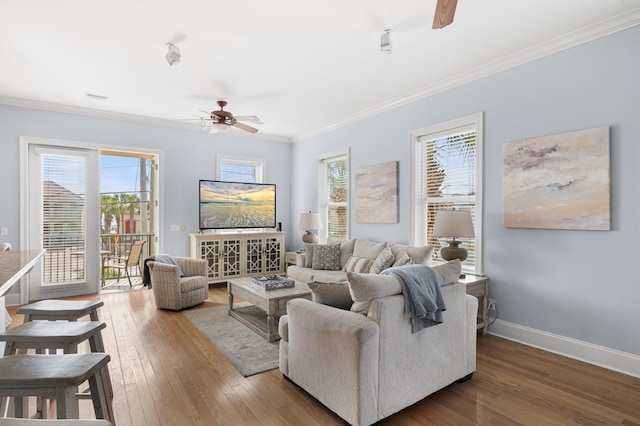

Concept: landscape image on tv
[[199, 180, 276, 229]]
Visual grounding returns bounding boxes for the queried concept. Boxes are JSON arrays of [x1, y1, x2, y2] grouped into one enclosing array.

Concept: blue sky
[[100, 155, 146, 194]]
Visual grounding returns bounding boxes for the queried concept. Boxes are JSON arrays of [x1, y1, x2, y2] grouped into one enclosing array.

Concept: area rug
[[182, 302, 280, 377]]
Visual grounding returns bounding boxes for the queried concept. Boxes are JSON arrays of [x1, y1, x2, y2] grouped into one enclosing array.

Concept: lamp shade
[[298, 212, 322, 231], [433, 210, 475, 238]]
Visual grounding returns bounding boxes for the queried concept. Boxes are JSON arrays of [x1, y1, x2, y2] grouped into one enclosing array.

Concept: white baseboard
[[488, 319, 640, 379]]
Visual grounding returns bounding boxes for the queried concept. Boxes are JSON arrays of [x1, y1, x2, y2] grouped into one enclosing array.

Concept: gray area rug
[[182, 302, 280, 377]]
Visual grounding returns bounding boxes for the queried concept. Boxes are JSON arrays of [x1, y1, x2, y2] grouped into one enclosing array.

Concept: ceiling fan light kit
[[200, 100, 260, 134], [165, 43, 181, 66]]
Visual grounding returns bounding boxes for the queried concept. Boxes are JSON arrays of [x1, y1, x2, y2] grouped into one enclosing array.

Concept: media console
[[189, 232, 285, 284]]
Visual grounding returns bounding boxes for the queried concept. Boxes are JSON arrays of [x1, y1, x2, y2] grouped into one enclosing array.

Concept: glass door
[[26, 144, 100, 301]]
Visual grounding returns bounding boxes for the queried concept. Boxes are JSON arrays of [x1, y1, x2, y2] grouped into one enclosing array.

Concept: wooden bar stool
[[0, 354, 114, 423], [0, 321, 108, 356], [0, 321, 114, 417], [17, 300, 104, 322]]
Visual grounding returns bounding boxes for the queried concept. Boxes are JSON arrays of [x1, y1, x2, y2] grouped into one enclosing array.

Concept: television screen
[[199, 180, 276, 230]]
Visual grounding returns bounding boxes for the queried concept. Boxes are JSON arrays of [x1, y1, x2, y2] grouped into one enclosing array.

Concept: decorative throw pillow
[[391, 250, 414, 268], [369, 244, 395, 274], [312, 244, 342, 271], [304, 243, 319, 268], [431, 259, 462, 286], [342, 256, 374, 273], [307, 281, 353, 310], [347, 271, 402, 314]]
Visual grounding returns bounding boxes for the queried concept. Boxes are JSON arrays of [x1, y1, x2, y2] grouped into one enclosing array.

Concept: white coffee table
[[227, 277, 311, 342]]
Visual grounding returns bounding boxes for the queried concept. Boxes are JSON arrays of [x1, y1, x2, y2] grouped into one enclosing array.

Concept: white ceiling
[[1, 1, 639, 141]]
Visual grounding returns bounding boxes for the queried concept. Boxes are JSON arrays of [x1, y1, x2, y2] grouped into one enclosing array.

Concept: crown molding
[[0, 96, 292, 144], [292, 11, 640, 142]]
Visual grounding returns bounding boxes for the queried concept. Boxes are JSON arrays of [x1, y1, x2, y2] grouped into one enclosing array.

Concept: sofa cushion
[[313, 270, 348, 283], [432, 260, 462, 285], [308, 281, 353, 310], [353, 240, 386, 260], [369, 244, 395, 274], [339, 239, 356, 269], [287, 265, 316, 283], [347, 271, 402, 314], [390, 243, 434, 265], [312, 244, 342, 270], [343, 256, 374, 273]]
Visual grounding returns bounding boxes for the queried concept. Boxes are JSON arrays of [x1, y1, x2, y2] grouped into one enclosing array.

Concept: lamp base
[[302, 232, 318, 244], [440, 240, 468, 262]]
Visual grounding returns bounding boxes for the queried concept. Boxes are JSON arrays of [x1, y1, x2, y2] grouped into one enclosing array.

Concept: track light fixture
[[380, 29, 392, 54], [165, 43, 181, 66]]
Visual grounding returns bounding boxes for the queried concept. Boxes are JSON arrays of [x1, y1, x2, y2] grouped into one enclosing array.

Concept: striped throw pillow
[[343, 256, 374, 273]]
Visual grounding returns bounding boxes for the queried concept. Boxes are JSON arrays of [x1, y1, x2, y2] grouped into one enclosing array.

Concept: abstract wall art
[[503, 126, 610, 230], [355, 160, 398, 224]]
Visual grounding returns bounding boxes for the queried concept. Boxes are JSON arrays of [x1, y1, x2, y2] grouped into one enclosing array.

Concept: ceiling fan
[[199, 100, 261, 134], [432, 0, 458, 29]]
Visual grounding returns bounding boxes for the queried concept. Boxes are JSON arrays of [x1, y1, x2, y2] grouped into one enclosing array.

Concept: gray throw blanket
[[143, 254, 184, 287], [382, 264, 446, 333]]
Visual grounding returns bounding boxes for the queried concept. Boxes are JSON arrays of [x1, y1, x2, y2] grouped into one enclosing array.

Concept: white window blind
[[217, 156, 264, 183], [42, 154, 86, 284], [412, 113, 483, 274], [318, 152, 349, 242]]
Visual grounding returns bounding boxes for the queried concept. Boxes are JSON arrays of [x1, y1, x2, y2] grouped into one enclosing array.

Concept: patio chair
[[103, 240, 145, 286]]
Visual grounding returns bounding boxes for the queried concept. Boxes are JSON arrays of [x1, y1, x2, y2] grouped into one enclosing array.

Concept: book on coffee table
[[249, 275, 295, 291]]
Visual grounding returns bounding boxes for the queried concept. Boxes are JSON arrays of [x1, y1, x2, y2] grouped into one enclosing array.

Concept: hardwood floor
[[5, 286, 640, 425]]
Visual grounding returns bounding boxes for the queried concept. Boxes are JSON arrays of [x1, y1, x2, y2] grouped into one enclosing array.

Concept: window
[[216, 155, 265, 183], [317, 150, 349, 243], [411, 113, 483, 274]]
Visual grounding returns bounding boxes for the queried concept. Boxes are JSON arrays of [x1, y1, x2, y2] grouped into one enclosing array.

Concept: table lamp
[[433, 210, 475, 262], [298, 212, 322, 244]]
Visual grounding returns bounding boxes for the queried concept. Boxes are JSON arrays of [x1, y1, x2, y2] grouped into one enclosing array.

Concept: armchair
[[148, 257, 208, 311], [279, 278, 477, 426]]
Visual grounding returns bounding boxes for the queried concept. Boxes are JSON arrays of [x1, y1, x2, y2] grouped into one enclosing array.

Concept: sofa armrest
[[295, 253, 306, 267], [284, 298, 380, 426]]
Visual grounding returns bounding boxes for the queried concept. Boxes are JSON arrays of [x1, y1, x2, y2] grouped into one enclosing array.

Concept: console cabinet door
[[197, 238, 222, 281], [263, 236, 283, 274], [221, 237, 242, 279], [191, 233, 284, 283]]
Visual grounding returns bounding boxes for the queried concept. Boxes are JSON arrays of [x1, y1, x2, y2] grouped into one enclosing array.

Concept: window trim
[[216, 154, 266, 183], [316, 148, 350, 244], [410, 112, 484, 274]]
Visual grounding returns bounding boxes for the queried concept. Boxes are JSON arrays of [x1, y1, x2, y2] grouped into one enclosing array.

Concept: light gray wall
[[292, 26, 640, 356], [0, 106, 293, 256]]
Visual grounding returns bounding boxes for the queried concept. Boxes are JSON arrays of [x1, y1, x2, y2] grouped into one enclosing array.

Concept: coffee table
[[227, 277, 311, 343]]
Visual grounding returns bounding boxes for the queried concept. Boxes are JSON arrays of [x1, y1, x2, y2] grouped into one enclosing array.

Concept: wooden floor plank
[[4, 286, 639, 425]]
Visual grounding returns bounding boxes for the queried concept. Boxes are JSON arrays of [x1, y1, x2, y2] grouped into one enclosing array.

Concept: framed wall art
[[503, 126, 610, 230], [354, 161, 398, 224]]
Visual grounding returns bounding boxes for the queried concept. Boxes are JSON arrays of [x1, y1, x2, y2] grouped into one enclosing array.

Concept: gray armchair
[[148, 257, 208, 310]]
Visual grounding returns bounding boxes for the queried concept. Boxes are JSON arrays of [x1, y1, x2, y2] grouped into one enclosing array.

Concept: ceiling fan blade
[[233, 122, 259, 134], [198, 109, 212, 115], [233, 115, 262, 124], [432, 0, 458, 29]]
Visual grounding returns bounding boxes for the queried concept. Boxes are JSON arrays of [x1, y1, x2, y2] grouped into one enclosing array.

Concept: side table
[[459, 274, 490, 335]]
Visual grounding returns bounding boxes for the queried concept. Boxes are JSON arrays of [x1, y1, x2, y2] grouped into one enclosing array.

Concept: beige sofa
[[287, 238, 435, 284], [279, 261, 477, 426]]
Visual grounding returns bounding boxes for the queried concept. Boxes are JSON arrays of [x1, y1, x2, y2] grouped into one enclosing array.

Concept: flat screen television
[[199, 180, 276, 230]]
